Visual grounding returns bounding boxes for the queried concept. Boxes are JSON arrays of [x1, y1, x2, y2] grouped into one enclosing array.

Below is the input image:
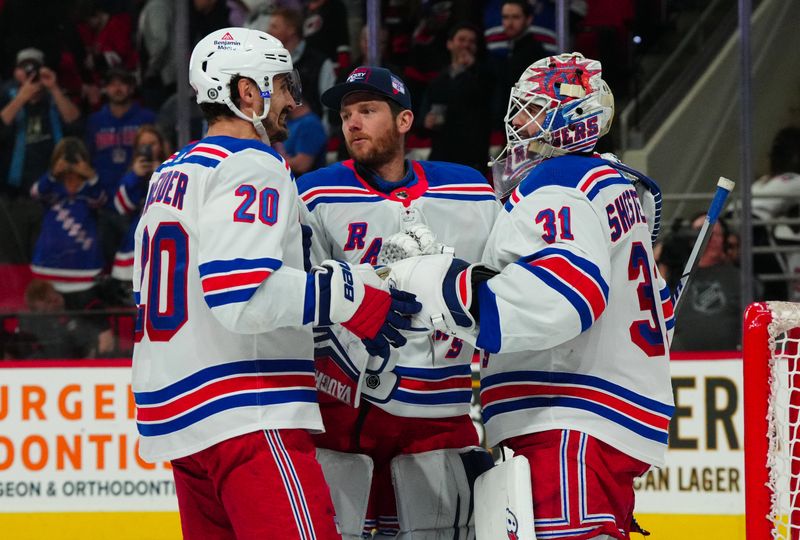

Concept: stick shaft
[[672, 178, 735, 316]]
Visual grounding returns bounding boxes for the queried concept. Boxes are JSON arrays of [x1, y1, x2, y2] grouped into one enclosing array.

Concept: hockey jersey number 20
[[132, 136, 322, 462]]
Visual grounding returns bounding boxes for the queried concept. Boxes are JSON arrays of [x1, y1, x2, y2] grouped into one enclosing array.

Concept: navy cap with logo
[[321, 66, 412, 111]]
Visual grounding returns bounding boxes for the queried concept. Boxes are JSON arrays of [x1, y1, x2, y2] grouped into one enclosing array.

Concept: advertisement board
[[1, 354, 749, 539], [0, 361, 175, 514]]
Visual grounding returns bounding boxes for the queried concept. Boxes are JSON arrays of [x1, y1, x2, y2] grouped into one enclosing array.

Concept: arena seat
[[0, 264, 32, 311]]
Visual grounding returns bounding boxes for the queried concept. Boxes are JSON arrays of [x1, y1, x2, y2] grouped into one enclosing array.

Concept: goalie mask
[[492, 53, 615, 199], [189, 27, 302, 143]]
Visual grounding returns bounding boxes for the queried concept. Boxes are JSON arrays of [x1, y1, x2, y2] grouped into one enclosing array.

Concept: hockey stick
[[672, 177, 736, 317]]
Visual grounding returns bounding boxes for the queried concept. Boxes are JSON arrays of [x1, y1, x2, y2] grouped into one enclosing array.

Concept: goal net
[[744, 302, 800, 539]]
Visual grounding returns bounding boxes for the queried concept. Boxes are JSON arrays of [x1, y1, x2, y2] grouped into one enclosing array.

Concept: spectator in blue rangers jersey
[[29, 137, 107, 308], [297, 66, 500, 539], [86, 68, 157, 273], [384, 53, 675, 540], [131, 28, 420, 540], [85, 68, 157, 200]]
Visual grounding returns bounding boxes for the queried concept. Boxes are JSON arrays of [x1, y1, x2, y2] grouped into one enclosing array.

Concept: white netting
[[766, 302, 800, 539]]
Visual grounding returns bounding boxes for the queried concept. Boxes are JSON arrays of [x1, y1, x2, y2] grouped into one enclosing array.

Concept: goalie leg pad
[[316, 448, 373, 539], [474, 455, 536, 540], [390, 446, 494, 539]]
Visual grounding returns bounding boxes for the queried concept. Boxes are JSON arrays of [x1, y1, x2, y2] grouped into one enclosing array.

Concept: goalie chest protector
[[298, 159, 500, 418]]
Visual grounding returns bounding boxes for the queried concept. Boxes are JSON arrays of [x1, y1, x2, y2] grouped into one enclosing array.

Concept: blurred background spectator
[[670, 214, 745, 351], [421, 22, 492, 173], [490, 0, 547, 128], [279, 102, 328, 175], [16, 279, 114, 359], [1, 48, 82, 197], [304, 0, 352, 71], [29, 137, 106, 307], [76, 0, 138, 109], [0, 47, 82, 264], [85, 67, 156, 267], [190, 0, 232, 47], [86, 67, 156, 199], [268, 7, 336, 119], [109, 124, 170, 302], [748, 126, 800, 300], [137, 0, 176, 110]]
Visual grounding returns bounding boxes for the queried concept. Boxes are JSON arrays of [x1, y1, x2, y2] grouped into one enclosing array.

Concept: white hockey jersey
[[476, 155, 675, 467], [297, 159, 500, 418], [131, 136, 322, 462]]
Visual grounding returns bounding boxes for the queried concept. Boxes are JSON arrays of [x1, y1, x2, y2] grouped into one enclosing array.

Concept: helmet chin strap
[[250, 95, 272, 145], [252, 111, 271, 145], [228, 96, 272, 145]]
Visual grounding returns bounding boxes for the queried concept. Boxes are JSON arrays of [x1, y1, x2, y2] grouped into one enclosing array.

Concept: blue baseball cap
[[321, 66, 412, 111]]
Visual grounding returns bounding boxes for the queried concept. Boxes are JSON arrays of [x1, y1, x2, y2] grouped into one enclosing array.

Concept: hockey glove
[[378, 224, 455, 265], [385, 254, 498, 342], [311, 260, 422, 359]]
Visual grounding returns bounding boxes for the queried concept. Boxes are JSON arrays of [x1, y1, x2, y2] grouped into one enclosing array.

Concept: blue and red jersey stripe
[[391, 364, 473, 406], [199, 257, 283, 308], [480, 370, 673, 444], [135, 359, 317, 437], [517, 247, 609, 332]]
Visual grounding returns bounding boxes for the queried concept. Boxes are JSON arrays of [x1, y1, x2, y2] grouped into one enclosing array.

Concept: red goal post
[[744, 302, 800, 539]]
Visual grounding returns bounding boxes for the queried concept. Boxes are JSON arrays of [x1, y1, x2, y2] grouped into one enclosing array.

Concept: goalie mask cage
[[744, 302, 800, 539]]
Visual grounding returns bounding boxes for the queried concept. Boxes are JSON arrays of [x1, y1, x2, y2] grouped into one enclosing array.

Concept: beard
[[108, 93, 131, 106], [264, 108, 289, 142], [345, 125, 402, 168]]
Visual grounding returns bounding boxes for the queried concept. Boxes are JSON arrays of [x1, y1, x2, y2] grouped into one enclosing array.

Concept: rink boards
[[0, 354, 746, 539]]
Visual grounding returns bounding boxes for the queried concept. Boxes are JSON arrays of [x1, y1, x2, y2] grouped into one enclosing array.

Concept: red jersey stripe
[[202, 270, 272, 293], [398, 375, 472, 392]]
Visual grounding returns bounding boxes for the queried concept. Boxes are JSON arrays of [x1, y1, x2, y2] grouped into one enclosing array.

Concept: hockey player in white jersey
[[385, 53, 675, 540], [296, 67, 500, 538], [131, 28, 421, 540]]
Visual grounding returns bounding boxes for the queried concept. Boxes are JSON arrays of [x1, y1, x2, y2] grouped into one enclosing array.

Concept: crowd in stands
[[1, 0, 790, 359]]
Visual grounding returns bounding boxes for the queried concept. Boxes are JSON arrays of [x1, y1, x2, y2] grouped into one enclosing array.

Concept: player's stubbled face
[[512, 103, 546, 138], [264, 74, 295, 142], [340, 94, 401, 168]]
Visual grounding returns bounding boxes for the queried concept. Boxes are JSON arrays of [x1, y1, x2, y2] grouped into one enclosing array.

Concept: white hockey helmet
[[189, 27, 301, 141], [503, 52, 614, 159]]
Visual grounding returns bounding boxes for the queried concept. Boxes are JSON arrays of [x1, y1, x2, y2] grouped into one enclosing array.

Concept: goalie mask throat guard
[[492, 53, 614, 199], [189, 27, 302, 143]]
